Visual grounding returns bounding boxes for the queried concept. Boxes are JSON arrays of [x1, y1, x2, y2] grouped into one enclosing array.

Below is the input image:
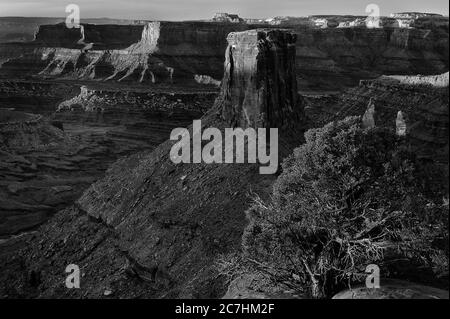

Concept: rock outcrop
[[0, 29, 305, 298], [306, 73, 449, 173], [390, 12, 448, 29], [0, 81, 215, 238], [219, 29, 304, 130], [294, 27, 449, 90], [379, 72, 449, 87], [54, 85, 215, 146], [333, 279, 449, 299], [0, 80, 79, 114], [212, 13, 244, 23]]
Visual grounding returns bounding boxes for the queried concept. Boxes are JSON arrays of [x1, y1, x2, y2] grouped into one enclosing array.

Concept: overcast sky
[[0, 0, 448, 20]]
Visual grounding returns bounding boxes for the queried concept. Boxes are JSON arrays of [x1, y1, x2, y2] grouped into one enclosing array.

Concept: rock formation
[[0, 29, 305, 298], [390, 12, 448, 29], [0, 81, 215, 238], [361, 98, 376, 129], [380, 72, 449, 87], [307, 73, 449, 167], [212, 13, 244, 23], [1, 18, 448, 90], [293, 27, 449, 90], [0, 15, 448, 300], [396, 111, 407, 136], [0, 22, 251, 85], [219, 29, 304, 130], [333, 279, 449, 299]]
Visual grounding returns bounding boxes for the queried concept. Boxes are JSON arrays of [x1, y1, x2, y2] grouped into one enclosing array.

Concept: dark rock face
[[0, 81, 79, 115], [219, 29, 304, 130], [294, 27, 449, 90]]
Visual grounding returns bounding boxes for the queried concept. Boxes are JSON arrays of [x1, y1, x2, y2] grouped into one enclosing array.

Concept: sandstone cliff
[[306, 73, 449, 171], [294, 27, 449, 90], [219, 30, 304, 131], [0, 22, 250, 85]]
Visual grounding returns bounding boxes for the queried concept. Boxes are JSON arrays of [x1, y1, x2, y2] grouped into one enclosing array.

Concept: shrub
[[242, 117, 449, 298]]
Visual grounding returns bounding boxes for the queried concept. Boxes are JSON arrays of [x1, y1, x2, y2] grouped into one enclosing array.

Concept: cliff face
[[219, 29, 304, 130], [54, 86, 215, 146], [0, 86, 213, 238], [34, 24, 144, 49], [0, 29, 305, 298], [307, 73, 449, 166], [0, 22, 250, 85], [294, 27, 449, 90], [0, 81, 79, 114], [1, 20, 448, 90], [0, 110, 65, 150]]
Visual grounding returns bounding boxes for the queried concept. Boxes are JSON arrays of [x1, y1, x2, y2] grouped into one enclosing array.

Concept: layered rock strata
[[306, 73, 449, 170], [0, 22, 251, 85], [1, 20, 448, 90], [219, 30, 304, 131], [0, 29, 305, 298]]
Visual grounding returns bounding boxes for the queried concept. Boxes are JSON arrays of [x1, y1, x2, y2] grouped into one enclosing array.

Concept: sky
[[0, 0, 448, 20]]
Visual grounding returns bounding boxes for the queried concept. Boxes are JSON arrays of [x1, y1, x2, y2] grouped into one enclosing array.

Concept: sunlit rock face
[[390, 12, 448, 29], [219, 29, 305, 131], [0, 22, 250, 85]]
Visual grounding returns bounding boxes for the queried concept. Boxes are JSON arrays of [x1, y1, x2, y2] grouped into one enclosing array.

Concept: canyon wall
[[0, 80, 79, 114], [0, 81, 215, 238], [294, 26, 449, 89], [306, 73, 449, 167], [219, 29, 304, 130], [1, 20, 448, 90], [0, 22, 251, 85]]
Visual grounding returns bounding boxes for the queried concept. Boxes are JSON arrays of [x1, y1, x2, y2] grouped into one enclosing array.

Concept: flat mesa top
[[226, 29, 297, 44]]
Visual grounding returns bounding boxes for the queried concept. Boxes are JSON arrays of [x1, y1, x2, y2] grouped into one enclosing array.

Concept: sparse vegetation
[[234, 117, 448, 298]]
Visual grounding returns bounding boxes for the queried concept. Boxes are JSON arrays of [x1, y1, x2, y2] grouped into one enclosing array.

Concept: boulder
[[333, 279, 449, 299]]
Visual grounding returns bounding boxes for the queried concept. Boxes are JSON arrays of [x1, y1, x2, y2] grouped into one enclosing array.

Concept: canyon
[[1, 15, 448, 89], [0, 13, 448, 298]]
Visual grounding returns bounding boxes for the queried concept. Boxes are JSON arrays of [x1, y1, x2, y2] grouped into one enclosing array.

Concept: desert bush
[[242, 116, 448, 298]]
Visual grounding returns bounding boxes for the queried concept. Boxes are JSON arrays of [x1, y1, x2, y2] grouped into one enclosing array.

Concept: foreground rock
[[333, 280, 449, 299]]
